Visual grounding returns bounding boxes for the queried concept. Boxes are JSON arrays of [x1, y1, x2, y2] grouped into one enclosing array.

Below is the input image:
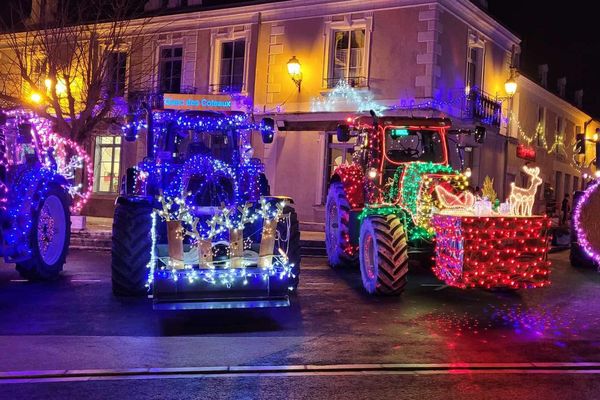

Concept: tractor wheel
[[325, 182, 358, 267], [111, 202, 153, 296], [16, 186, 71, 281], [359, 214, 408, 295], [570, 243, 596, 268], [276, 205, 301, 291], [259, 173, 271, 196]]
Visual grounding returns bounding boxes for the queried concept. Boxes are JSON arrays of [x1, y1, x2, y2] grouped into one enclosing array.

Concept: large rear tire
[[16, 186, 71, 281], [111, 202, 153, 296], [359, 214, 408, 295], [325, 182, 358, 268], [277, 205, 301, 291]]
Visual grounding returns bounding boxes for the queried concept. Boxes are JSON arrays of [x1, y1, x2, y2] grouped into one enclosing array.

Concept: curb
[[3, 362, 600, 381]]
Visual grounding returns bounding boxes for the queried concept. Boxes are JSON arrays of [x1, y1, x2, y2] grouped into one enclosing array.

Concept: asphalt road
[[1, 249, 600, 398]]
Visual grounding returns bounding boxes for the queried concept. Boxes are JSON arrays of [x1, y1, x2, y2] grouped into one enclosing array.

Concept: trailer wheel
[[359, 214, 408, 295], [277, 205, 301, 291], [111, 202, 153, 296], [16, 186, 71, 280], [325, 182, 358, 268]]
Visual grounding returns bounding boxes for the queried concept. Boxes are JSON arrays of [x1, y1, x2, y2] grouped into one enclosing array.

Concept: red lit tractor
[[326, 114, 480, 295]]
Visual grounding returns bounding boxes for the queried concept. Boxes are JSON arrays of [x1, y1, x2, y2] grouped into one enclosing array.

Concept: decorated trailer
[[0, 110, 78, 279], [112, 95, 300, 310], [326, 113, 551, 294]]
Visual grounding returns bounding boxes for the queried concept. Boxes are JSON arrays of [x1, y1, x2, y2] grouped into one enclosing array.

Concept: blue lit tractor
[[0, 112, 72, 280], [111, 106, 300, 309]]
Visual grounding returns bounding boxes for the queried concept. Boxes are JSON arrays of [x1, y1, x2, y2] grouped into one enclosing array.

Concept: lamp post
[[500, 68, 518, 199], [287, 56, 302, 92]]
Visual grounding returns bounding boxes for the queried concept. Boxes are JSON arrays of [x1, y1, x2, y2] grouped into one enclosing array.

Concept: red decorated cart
[[431, 214, 552, 289]]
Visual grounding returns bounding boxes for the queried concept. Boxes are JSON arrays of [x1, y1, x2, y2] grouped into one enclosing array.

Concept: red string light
[[432, 214, 552, 289], [334, 163, 365, 209]]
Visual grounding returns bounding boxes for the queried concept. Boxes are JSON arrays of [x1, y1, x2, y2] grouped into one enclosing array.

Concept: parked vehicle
[[326, 113, 479, 295], [111, 99, 300, 309], [0, 112, 71, 279]]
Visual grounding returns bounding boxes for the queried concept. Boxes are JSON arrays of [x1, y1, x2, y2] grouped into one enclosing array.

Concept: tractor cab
[[338, 116, 452, 184], [151, 110, 249, 164]]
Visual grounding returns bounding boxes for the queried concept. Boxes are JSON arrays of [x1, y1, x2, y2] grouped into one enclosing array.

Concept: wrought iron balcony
[[464, 88, 502, 127], [209, 83, 244, 94], [127, 86, 200, 110], [323, 76, 368, 89]]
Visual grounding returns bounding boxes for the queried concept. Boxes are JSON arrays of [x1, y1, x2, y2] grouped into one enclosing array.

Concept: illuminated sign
[[389, 128, 410, 138], [516, 143, 536, 161], [163, 93, 232, 111]]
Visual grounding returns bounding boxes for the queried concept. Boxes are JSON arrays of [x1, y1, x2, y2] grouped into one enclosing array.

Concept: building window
[[564, 174, 571, 198], [218, 39, 246, 93], [466, 45, 484, 93], [536, 106, 545, 146], [159, 47, 182, 93], [328, 28, 366, 88], [555, 171, 563, 202], [106, 51, 127, 97], [573, 176, 579, 193], [93, 136, 121, 193]]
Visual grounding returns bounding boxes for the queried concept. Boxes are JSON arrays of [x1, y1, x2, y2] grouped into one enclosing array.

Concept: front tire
[[111, 201, 153, 296], [16, 186, 71, 281], [359, 215, 408, 295], [325, 182, 358, 268]]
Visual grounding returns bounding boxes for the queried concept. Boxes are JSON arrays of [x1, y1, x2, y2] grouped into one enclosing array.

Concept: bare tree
[[0, 0, 156, 142]]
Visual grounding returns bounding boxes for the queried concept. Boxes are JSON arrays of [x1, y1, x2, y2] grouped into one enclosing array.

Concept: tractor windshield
[[158, 127, 237, 163], [180, 130, 235, 162], [384, 128, 445, 164]]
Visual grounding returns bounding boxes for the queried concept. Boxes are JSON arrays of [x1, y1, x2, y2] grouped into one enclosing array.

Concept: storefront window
[[93, 136, 121, 193]]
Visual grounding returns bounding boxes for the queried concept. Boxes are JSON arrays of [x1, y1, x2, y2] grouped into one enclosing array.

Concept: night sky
[[487, 0, 600, 116], [2, 0, 599, 116]]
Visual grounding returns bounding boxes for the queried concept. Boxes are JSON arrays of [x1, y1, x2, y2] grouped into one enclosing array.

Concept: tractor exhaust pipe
[[142, 102, 154, 159]]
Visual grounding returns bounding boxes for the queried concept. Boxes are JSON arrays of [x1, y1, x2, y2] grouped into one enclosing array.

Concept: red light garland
[[334, 163, 365, 209], [432, 214, 552, 289]]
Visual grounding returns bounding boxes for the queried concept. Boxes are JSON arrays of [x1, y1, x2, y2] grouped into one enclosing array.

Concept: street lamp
[[30, 92, 42, 103], [504, 73, 518, 98], [500, 67, 518, 199], [287, 56, 302, 92]]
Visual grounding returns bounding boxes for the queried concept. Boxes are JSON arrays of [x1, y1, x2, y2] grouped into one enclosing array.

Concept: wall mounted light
[[504, 68, 518, 98], [287, 56, 302, 92]]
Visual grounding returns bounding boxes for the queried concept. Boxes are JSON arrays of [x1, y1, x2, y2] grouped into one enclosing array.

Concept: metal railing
[[464, 88, 502, 127], [126, 86, 201, 110], [209, 83, 244, 94], [323, 76, 368, 89]]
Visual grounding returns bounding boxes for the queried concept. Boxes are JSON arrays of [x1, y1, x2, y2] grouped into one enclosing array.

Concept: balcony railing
[[323, 76, 368, 89], [464, 88, 502, 127], [209, 83, 244, 94], [127, 86, 200, 110]]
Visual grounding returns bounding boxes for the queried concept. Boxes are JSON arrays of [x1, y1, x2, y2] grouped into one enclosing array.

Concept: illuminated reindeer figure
[[509, 166, 542, 216]]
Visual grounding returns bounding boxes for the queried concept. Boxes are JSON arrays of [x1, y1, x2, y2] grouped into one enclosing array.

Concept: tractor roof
[[153, 109, 247, 119], [353, 116, 452, 129]]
